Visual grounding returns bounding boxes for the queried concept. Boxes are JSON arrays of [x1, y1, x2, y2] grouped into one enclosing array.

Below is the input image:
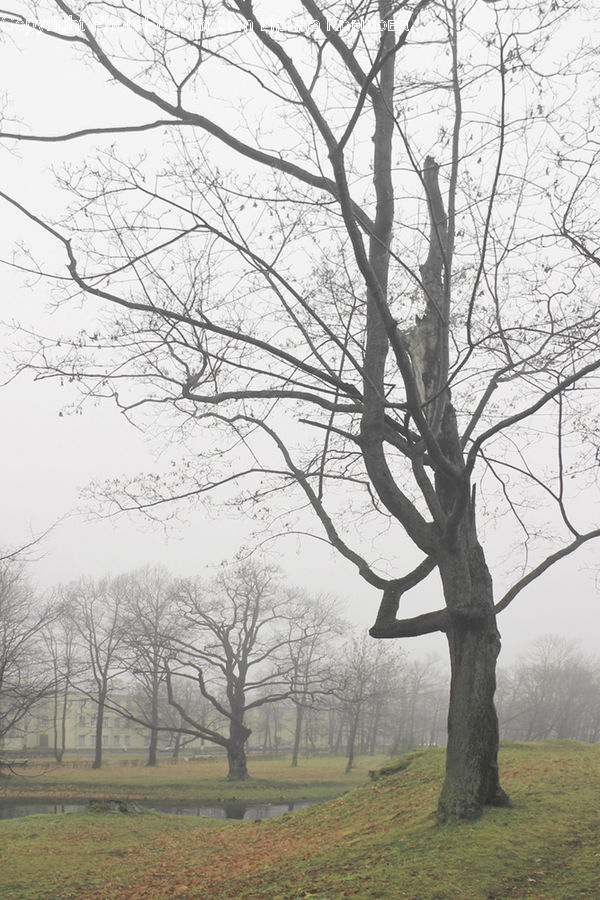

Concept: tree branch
[[495, 528, 600, 614]]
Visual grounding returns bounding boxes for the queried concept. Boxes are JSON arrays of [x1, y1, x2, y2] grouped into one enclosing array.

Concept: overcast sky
[[0, 3, 598, 667]]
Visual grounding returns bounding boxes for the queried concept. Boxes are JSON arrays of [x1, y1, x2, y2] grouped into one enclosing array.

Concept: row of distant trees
[[1, 557, 598, 780]]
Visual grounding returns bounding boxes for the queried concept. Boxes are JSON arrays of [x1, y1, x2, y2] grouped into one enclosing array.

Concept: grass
[[0, 753, 385, 804], [0, 742, 599, 900]]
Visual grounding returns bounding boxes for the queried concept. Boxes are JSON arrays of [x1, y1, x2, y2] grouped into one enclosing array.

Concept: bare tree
[[166, 560, 303, 779], [1, 0, 599, 820], [284, 594, 344, 767], [0, 559, 53, 760], [497, 637, 600, 744], [65, 577, 129, 768], [119, 566, 180, 766], [43, 605, 78, 763], [389, 655, 447, 754], [331, 633, 403, 773]]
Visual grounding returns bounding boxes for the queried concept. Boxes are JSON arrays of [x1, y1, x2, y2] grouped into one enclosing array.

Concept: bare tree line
[[2, 556, 598, 782]]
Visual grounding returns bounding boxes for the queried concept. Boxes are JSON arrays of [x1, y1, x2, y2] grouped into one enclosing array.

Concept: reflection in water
[[0, 799, 317, 820], [0, 802, 83, 819], [151, 800, 313, 819]]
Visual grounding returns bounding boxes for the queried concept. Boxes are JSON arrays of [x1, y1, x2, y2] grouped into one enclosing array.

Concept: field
[[0, 752, 384, 804], [0, 742, 598, 900]]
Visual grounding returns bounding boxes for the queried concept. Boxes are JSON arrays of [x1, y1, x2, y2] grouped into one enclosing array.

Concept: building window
[[78, 716, 86, 727], [124, 736, 131, 748], [90, 735, 95, 747], [78, 735, 86, 747], [113, 735, 121, 746]]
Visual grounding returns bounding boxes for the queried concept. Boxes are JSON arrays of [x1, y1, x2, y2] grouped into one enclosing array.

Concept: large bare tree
[[1, 0, 599, 820]]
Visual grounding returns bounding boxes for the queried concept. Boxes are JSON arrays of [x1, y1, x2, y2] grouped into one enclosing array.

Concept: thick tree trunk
[[226, 719, 250, 781], [147, 727, 158, 767], [437, 558, 512, 824], [227, 740, 248, 781], [433, 400, 512, 823], [437, 615, 512, 823]]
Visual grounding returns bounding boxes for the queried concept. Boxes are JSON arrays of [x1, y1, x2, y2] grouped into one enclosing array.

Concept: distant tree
[[0, 559, 53, 758], [497, 637, 600, 743], [331, 634, 404, 773], [390, 655, 447, 754], [66, 577, 129, 768], [120, 566, 180, 766], [284, 594, 344, 767], [43, 606, 78, 763], [166, 561, 303, 780]]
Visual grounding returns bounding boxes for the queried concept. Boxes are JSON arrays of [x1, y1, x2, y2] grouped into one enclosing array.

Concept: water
[[0, 799, 318, 821]]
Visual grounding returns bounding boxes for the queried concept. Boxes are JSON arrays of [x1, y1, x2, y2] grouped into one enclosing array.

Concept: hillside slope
[[1, 742, 598, 900]]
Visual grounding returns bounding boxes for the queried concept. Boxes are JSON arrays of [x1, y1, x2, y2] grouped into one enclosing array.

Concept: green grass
[[0, 753, 385, 804], [1, 742, 599, 900]]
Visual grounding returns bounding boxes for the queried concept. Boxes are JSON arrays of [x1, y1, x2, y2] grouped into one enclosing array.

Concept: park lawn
[[0, 754, 387, 805], [0, 742, 599, 900]]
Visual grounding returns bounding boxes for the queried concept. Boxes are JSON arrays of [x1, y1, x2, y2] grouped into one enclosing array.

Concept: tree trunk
[[262, 707, 272, 753], [345, 710, 360, 774], [437, 613, 512, 824], [226, 719, 250, 781], [147, 685, 159, 766], [291, 702, 304, 768], [368, 704, 381, 756], [93, 699, 104, 769], [147, 727, 158, 766], [432, 403, 512, 823], [57, 681, 68, 764]]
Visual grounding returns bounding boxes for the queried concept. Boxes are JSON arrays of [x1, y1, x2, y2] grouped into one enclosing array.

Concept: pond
[[0, 798, 319, 821]]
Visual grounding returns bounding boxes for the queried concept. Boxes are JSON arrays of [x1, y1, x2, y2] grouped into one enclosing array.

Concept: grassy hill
[[0, 742, 598, 899]]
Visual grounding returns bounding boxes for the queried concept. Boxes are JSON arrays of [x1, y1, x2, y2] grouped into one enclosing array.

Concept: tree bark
[[226, 719, 250, 781], [93, 698, 105, 769], [147, 727, 158, 767], [147, 684, 159, 766], [434, 405, 512, 823], [345, 710, 360, 774], [291, 702, 304, 768], [437, 612, 513, 823]]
